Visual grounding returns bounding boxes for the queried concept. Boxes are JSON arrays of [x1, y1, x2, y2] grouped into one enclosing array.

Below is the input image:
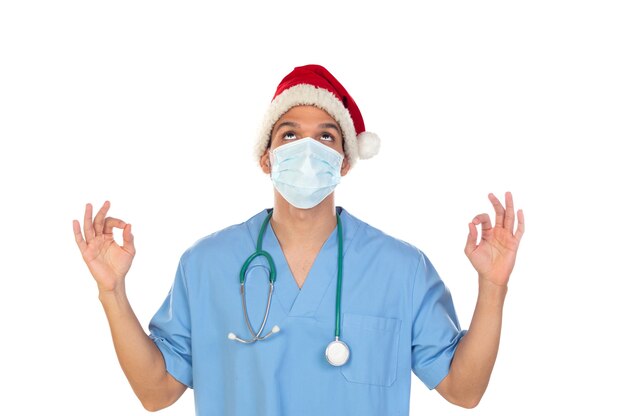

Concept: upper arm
[[433, 366, 480, 409], [148, 255, 194, 388], [141, 371, 188, 412], [144, 255, 193, 412], [163, 372, 188, 407], [410, 252, 466, 389], [434, 372, 455, 402]]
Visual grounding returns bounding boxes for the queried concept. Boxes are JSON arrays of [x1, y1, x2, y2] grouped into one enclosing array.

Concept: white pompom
[[227, 332, 236, 340], [272, 325, 281, 333], [357, 132, 381, 159]]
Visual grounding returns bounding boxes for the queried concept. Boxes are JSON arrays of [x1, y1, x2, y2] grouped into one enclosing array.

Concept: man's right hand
[[73, 201, 135, 293]]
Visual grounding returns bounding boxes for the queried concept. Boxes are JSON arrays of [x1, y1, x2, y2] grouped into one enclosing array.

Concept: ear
[[260, 149, 271, 175], [340, 158, 351, 177]]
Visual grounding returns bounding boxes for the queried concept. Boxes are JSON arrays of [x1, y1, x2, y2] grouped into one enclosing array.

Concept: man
[[73, 64, 524, 415]]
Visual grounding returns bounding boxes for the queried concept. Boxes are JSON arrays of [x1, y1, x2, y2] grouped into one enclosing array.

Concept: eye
[[283, 131, 297, 140], [320, 132, 335, 142]]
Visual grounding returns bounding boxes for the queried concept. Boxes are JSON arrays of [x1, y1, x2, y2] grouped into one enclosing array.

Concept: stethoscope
[[228, 208, 350, 367]]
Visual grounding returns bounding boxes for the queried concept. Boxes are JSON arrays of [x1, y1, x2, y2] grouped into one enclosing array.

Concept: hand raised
[[464, 192, 525, 287], [73, 201, 136, 293]]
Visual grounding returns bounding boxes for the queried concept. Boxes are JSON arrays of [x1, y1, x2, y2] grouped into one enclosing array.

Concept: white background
[[1, 1, 625, 414]]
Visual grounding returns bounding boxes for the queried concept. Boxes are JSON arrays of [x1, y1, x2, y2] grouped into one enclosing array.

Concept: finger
[[473, 213, 493, 233], [103, 217, 126, 235], [464, 221, 478, 255], [488, 193, 505, 228], [93, 201, 111, 236], [72, 219, 87, 253], [515, 209, 525, 241], [122, 223, 136, 255], [504, 192, 515, 231], [83, 203, 95, 242]]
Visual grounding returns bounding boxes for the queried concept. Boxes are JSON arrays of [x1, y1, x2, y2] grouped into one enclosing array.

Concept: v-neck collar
[[245, 207, 361, 318]]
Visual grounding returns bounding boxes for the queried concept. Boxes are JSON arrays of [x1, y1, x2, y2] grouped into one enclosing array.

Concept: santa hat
[[254, 64, 380, 166]]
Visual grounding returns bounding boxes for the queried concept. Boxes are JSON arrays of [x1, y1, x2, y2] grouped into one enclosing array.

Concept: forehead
[[274, 105, 339, 126]]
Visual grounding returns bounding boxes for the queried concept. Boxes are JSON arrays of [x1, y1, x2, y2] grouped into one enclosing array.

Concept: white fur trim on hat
[[255, 84, 360, 167]]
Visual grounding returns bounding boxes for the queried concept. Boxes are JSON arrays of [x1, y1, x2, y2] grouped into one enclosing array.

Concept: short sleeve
[[411, 251, 466, 390], [148, 255, 193, 388]]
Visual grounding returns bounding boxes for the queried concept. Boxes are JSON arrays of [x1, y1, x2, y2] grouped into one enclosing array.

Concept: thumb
[[464, 221, 478, 256], [122, 223, 136, 255]]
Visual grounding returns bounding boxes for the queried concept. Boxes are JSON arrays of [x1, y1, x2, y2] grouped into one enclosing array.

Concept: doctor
[[73, 64, 524, 415]]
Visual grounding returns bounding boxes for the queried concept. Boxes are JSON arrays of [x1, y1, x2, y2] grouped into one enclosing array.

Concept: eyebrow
[[273, 121, 341, 132], [318, 122, 340, 132], [273, 121, 299, 131]]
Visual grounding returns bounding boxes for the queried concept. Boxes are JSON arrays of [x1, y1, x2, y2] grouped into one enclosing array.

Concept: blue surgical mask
[[269, 137, 344, 209]]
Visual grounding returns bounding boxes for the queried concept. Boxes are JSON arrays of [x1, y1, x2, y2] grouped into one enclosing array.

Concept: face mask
[[269, 137, 344, 209]]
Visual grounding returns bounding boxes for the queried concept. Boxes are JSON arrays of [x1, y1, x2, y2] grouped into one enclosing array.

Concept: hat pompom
[[357, 132, 381, 159]]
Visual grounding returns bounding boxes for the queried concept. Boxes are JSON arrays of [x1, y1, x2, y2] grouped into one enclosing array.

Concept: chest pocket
[[340, 313, 401, 387]]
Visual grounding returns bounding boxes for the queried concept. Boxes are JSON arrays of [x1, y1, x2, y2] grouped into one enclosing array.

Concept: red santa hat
[[255, 64, 380, 166]]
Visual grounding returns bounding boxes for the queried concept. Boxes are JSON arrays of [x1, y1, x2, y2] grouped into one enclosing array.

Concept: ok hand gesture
[[72, 201, 135, 293], [465, 192, 525, 287]]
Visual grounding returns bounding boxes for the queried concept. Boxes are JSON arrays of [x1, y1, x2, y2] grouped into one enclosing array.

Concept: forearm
[[441, 277, 507, 407], [99, 286, 178, 410]]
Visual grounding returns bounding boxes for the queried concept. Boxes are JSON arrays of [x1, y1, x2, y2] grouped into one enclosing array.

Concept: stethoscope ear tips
[[227, 327, 279, 343]]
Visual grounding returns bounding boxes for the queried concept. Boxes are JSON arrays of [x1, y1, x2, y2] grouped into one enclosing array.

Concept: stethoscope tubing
[[239, 282, 275, 343], [232, 209, 344, 347], [334, 212, 343, 339]]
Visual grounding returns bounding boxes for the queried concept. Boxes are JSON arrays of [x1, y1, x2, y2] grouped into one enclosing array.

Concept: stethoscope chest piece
[[325, 338, 350, 367]]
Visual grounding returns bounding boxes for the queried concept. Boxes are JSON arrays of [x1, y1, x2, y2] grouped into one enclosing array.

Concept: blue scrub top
[[149, 207, 466, 416]]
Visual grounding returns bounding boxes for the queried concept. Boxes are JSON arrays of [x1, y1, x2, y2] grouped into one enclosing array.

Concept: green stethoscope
[[227, 208, 350, 367]]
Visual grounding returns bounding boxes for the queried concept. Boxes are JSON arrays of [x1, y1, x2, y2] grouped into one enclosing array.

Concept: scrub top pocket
[[340, 313, 401, 387]]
